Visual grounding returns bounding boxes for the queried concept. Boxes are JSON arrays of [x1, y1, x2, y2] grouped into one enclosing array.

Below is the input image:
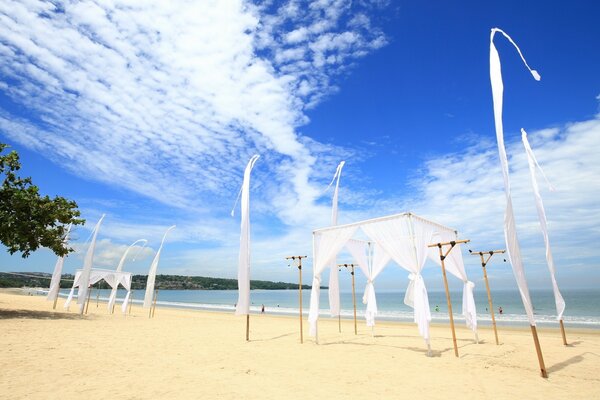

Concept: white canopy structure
[[64, 268, 132, 314], [308, 212, 477, 349]]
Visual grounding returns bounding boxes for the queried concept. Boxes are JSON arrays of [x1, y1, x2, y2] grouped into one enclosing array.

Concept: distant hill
[[0, 272, 323, 290]]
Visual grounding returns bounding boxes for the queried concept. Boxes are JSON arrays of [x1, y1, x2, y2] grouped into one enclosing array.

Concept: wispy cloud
[[0, 0, 386, 222]]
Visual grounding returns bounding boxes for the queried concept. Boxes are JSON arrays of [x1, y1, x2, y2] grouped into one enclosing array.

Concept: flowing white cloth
[[77, 215, 105, 314], [309, 225, 358, 336], [46, 223, 72, 304], [427, 230, 478, 333], [522, 129, 566, 320], [361, 215, 435, 342], [327, 161, 345, 318], [490, 28, 540, 325], [108, 239, 147, 312], [235, 155, 259, 316], [346, 239, 391, 327], [64, 269, 132, 313], [143, 225, 175, 308]]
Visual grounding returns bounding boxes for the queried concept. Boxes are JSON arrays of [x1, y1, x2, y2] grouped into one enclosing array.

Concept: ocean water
[[58, 287, 600, 329]]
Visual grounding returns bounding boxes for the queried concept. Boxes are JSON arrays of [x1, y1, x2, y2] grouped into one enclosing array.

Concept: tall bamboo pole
[[96, 289, 100, 308], [286, 256, 307, 344], [339, 263, 357, 335], [151, 289, 158, 318], [52, 288, 59, 310], [470, 249, 505, 345], [429, 239, 470, 358], [85, 285, 92, 315]]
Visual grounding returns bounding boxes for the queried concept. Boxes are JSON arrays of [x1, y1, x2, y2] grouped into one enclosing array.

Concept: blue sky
[[0, 0, 599, 293]]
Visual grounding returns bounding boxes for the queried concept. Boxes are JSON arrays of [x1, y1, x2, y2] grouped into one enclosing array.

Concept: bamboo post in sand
[[246, 315, 250, 341], [128, 290, 134, 315], [52, 286, 60, 310], [531, 325, 548, 378], [85, 285, 92, 315], [286, 256, 307, 344], [428, 239, 470, 358], [469, 249, 505, 345], [96, 289, 100, 308], [339, 263, 358, 335], [559, 320, 568, 346], [149, 289, 158, 318]]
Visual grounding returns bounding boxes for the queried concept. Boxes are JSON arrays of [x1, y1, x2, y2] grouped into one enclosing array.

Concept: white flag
[[235, 155, 260, 315], [143, 226, 175, 308], [109, 238, 147, 312], [78, 215, 105, 314], [522, 129, 566, 320], [490, 28, 540, 325], [46, 223, 72, 303], [327, 161, 345, 317]]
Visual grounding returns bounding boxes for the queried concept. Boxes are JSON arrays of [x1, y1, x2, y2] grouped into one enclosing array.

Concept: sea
[[54, 287, 600, 329]]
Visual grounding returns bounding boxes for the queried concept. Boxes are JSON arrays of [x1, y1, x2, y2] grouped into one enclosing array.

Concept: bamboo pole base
[[530, 325, 548, 378], [559, 319, 568, 346], [246, 314, 250, 341]]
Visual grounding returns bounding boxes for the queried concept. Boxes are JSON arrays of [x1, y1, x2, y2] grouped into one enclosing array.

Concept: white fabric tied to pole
[[108, 239, 147, 312], [235, 155, 259, 316], [427, 232, 478, 333], [46, 223, 72, 304], [308, 224, 358, 336], [77, 215, 105, 314], [490, 28, 540, 325], [327, 161, 345, 318], [346, 239, 391, 327], [143, 225, 176, 309], [522, 129, 565, 321], [361, 215, 435, 342]]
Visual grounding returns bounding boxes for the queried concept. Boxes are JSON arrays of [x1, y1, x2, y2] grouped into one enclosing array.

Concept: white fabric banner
[[235, 155, 259, 316], [65, 268, 132, 313], [308, 225, 358, 336], [143, 225, 175, 308], [490, 28, 540, 325], [522, 129, 566, 320], [77, 215, 105, 314], [108, 239, 147, 312], [328, 161, 345, 318], [46, 223, 72, 304]]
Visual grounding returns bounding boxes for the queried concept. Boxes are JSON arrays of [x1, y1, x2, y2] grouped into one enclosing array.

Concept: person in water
[[261, 304, 265, 313], [498, 306, 503, 314], [435, 305, 440, 312]]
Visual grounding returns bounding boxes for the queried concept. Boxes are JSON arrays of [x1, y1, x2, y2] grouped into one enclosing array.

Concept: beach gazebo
[[64, 268, 133, 314], [308, 212, 477, 353]]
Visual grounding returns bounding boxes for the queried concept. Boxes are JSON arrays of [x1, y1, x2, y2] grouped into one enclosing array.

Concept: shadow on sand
[[0, 308, 85, 320]]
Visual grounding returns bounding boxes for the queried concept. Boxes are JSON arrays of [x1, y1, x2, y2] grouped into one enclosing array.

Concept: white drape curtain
[[345, 240, 391, 327], [235, 155, 259, 316], [144, 225, 176, 309], [522, 129, 565, 321], [309, 225, 358, 336], [64, 269, 132, 314], [46, 224, 72, 304], [490, 28, 539, 325], [77, 215, 105, 314], [427, 231, 478, 333], [361, 216, 435, 342]]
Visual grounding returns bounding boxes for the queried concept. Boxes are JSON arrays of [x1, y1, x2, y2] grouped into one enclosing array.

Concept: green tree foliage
[[0, 144, 84, 257]]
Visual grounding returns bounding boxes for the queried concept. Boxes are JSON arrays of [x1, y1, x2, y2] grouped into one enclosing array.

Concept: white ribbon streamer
[[77, 215, 105, 314], [46, 223, 72, 304], [522, 129, 565, 320], [328, 161, 345, 318], [108, 238, 147, 312], [490, 28, 539, 325], [235, 155, 260, 315], [143, 225, 176, 308]]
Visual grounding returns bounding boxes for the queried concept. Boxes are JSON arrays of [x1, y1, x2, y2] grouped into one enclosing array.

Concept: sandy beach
[[1, 290, 599, 399]]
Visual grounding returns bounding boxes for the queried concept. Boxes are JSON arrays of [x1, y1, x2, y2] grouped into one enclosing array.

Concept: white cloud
[[0, 0, 387, 224], [71, 238, 154, 269]]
